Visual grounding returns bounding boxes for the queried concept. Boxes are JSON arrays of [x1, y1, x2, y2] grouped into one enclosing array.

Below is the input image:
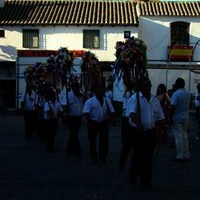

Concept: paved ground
[[0, 112, 200, 200]]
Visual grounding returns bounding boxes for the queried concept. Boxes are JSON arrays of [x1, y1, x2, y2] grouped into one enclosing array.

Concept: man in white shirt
[[126, 77, 164, 189], [83, 84, 115, 164], [66, 82, 84, 157], [171, 78, 190, 161], [43, 89, 63, 152]]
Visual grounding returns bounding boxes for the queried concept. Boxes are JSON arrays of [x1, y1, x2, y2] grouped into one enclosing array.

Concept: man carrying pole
[[113, 37, 164, 190]]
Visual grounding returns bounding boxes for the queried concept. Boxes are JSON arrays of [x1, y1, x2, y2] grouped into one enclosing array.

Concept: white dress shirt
[[23, 91, 36, 111], [67, 91, 84, 117], [126, 92, 164, 130], [122, 91, 133, 117], [44, 100, 63, 119], [83, 96, 115, 122]]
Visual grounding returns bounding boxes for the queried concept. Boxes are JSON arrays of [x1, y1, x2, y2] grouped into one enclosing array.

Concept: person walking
[[156, 83, 171, 143], [82, 84, 115, 164], [126, 77, 164, 189], [66, 82, 84, 157], [22, 85, 37, 140], [170, 78, 190, 162], [118, 84, 134, 170], [35, 88, 46, 143], [43, 89, 63, 152]]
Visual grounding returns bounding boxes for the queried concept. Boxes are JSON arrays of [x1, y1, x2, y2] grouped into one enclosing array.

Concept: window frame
[[171, 21, 190, 46], [83, 30, 100, 49], [124, 31, 131, 39], [22, 29, 39, 48], [0, 30, 5, 38]]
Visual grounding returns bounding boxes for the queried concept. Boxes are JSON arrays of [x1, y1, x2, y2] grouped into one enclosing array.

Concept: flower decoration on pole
[[113, 37, 148, 123], [80, 51, 102, 98], [114, 36, 148, 89], [24, 47, 74, 98]]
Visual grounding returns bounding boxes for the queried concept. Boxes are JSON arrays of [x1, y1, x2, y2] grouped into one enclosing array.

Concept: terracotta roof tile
[[0, 1, 199, 26], [0, 0, 138, 26], [138, 1, 200, 17]]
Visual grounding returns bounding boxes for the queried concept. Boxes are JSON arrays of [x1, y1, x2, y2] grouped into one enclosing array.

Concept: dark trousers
[[67, 116, 82, 156], [129, 128, 156, 187], [36, 113, 45, 142], [44, 119, 58, 152], [88, 119, 109, 163], [24, 110, 37, 139], [119, 117, 134, 169]]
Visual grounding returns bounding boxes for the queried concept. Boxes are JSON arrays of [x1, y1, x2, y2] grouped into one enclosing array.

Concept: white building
[[0, 0, 199, 108]]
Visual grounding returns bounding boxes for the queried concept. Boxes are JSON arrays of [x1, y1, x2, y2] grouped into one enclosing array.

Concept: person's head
[[172, 83, 177, 91], [156, 83, 167, 95], [94, 84, 105, 99], [175, 78, 185, 89], [138, 77, 152, 97]]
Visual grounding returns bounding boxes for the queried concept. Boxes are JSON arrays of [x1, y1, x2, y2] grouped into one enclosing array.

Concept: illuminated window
[[83, 30, 100, 49], [22, 29, 39, 48]]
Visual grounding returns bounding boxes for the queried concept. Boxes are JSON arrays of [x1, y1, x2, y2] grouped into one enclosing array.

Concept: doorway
[[0, 80, 16, 109]]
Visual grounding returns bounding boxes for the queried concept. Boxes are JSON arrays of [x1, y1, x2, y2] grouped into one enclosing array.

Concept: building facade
[[0, 0, 199, 108]]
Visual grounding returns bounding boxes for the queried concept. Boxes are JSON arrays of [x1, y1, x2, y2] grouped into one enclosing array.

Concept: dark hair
[[175, 78, 185, 89], [156, 83, 167, 95], [138, 77, 151, 89], [123, 82, 134, 97]]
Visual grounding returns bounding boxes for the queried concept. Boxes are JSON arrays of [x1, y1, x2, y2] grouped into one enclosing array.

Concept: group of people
[[22, 76, 194, 190], [119, 77, 191, 190], [21, 84, 63, 152], [22, 82, 115, 164]]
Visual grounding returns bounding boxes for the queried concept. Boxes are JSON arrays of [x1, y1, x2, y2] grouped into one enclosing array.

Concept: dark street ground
[[0, 112, 200, 200]]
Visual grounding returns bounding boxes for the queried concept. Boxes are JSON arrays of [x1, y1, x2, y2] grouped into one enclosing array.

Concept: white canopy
[[0, 48, 15, 62]]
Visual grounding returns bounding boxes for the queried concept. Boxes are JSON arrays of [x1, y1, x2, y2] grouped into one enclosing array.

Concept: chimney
[[0, 0, 5, 8]]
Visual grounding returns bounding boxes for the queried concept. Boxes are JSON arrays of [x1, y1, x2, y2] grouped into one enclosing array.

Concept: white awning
[[0, 48, 15, 62]]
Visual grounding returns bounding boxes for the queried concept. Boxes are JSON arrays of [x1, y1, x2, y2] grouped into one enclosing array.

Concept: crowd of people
[[21, 76, 197, 191]]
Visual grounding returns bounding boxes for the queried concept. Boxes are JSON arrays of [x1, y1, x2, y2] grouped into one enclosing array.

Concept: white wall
[[113, 67, 199, 102], [139, 16, 200, 62], [0, 25, 138, 62], [42, 26, 138, 62], [0, 17, 199, 62]]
